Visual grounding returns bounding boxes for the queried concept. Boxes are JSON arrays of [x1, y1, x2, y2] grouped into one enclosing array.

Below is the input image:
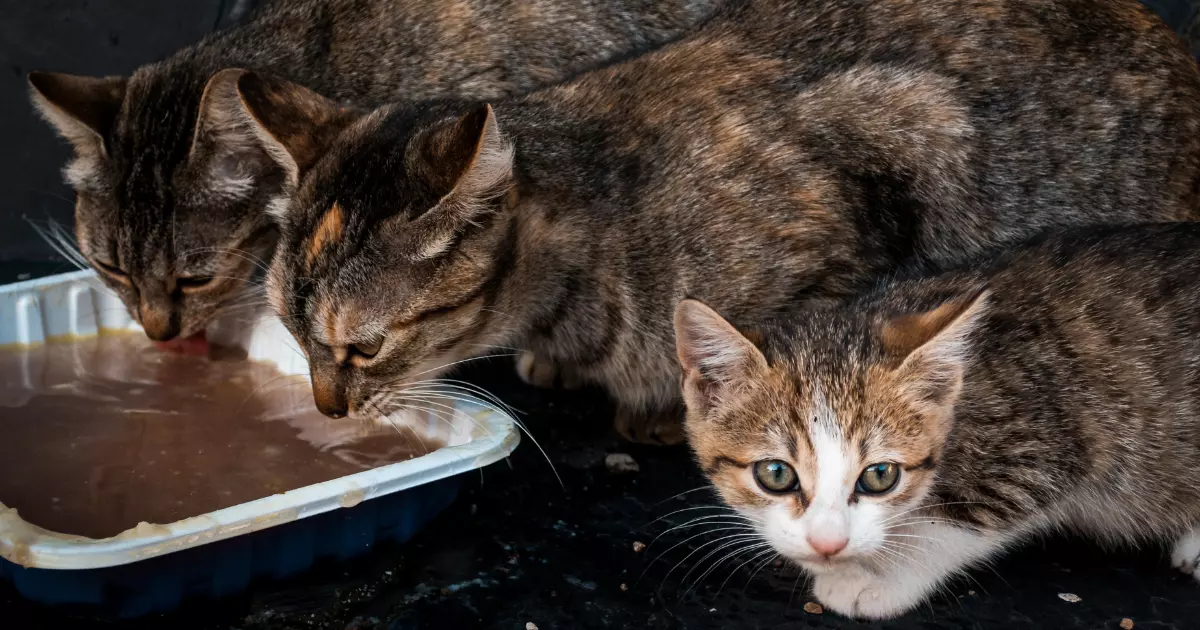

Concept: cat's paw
[[514, 351, 582, 389], [613, 405, 686, 446], [812, 567, 924, 620], [1171, 527, 1200, 581]]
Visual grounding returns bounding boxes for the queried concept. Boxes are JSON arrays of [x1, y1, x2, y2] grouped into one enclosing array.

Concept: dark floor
[[4, 359, 1200, 630]]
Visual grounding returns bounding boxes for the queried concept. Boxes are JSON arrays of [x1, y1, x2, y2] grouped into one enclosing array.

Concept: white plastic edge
[[0, 270, 520, 570]]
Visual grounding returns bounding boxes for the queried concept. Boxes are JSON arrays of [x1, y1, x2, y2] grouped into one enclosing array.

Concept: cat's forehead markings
[[311, 299, 339, 347], [305, 202, 344, 267]]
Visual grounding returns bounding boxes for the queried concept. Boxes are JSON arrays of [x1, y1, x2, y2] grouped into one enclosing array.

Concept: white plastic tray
[[0, 270, 519, 570]]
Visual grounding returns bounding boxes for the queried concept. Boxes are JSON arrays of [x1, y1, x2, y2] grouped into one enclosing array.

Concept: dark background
[[4, 2, 1200, 629]]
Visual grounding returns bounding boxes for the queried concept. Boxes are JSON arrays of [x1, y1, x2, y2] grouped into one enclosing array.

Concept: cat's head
[[27, 66, 325, 342], [672, 291, 987, 572], [220, 74, 516, 418]]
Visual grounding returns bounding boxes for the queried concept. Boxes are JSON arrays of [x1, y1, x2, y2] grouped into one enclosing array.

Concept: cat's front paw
[[514, 351, 582, 390], [1171, 527, 1200, 581], [812, 567, 924, 620], [613, 404, 686, 446]]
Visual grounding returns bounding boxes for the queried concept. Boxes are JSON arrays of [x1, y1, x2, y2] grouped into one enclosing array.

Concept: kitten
[[231, 0, 1200, 441], [26, 0, 719, 349], [673, 222, 1200, 619]]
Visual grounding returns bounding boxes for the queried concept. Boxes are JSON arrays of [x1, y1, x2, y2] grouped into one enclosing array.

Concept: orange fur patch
[[306, 203, 344, 266]]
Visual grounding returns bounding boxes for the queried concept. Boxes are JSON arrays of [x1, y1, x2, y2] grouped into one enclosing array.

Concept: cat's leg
[[811, 522, 1009, 620], [1171, 525, 1200, 582], [613, 402, 686, 446], [514, 351, 582, 390]]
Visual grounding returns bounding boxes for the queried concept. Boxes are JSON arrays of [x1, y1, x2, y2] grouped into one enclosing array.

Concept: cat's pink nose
[[807, 534, 848, 557]]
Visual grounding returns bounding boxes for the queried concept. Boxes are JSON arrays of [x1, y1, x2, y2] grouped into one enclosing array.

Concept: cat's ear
[[190, 69, 355, 206], [233, 72, 357, 190], [882, 288, 989, 414], [28, 71, 127, 158], [416, 104, 515, 222], [674, 299, 768, 414]]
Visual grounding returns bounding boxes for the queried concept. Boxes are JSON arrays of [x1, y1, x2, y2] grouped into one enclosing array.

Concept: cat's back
[[184, 0, 723, 103], [516, 0, 1200, 246]]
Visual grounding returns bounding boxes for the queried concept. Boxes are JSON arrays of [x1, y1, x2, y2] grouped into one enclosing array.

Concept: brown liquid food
[[0, 333, 446, 539]]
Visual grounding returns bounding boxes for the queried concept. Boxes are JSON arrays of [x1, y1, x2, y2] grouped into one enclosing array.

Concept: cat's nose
[[311, 374, 349, 419], [806, 534, 848, 557], [139, 303, 180, 341], [314, 390, 348, 418]]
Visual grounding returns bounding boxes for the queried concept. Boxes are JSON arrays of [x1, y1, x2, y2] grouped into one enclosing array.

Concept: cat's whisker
[[392, 383, 521, 428], [885, 533, 948, 544], [647, 511, 761, 537], [647, 516, 760, 548], [28, 218, 89, 271], [712, 546, 777, 597], [739, 550, 780, 594], [408, 378, 526, 418], [179, 246, 272, 272], [234, 372, 306, 416], [388, 354, 520, 384], [636, 526, 757, 585], [466, 343, 527, 353], [878, 542, 936, 578], [373, 401, 430, 453], [878, 501, 989, 526], [883, 517, 961, 529], [642, 504, 762, 530], [654, 531, 763, 591], [388, 393, 494, 439], [390, 378, 525, 420], [680, 540, 774, 599], [384, 382, 561, 487], [652, 486, 718, 506], [787, 570, 807, 611]]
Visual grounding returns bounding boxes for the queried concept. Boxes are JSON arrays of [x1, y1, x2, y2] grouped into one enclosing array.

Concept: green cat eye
[[856, 463, 900, 495], [752, 459, 799, 493], [352, 337, 384, 358]]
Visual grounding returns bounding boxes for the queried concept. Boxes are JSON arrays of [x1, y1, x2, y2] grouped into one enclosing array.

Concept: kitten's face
[[673, 295, 984, 572], [237, 86, 514, 418], [30, 69, 283, 342]]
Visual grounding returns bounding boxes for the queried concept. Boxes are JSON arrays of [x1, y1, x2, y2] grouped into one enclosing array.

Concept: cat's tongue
[[152, 331, 209, 356]]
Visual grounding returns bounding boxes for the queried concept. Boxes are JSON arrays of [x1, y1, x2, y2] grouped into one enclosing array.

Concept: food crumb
[[632, 541, 647, 553], [605, 453, 640, 473], [803, 602, 824, 614], [1120, 619, 1134, 629], [619, 583, 628, 592], [526, 623, 538, 630], [1058, 593, 1082, 603]]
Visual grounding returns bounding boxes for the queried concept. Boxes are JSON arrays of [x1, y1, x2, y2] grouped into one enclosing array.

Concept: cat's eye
[[856, 463, 900, 495], [752, 459, 799, 494], [352, 337, 384, 358], [176, 276, 215, 291]]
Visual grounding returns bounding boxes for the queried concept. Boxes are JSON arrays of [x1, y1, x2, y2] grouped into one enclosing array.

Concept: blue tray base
[[0, 476, 461, 618]]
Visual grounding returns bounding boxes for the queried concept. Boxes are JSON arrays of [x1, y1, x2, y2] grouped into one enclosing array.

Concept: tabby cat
[[673, 222, 1200, 619], [230, 0, 1199, 440], [27, 0, 718, 348]]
